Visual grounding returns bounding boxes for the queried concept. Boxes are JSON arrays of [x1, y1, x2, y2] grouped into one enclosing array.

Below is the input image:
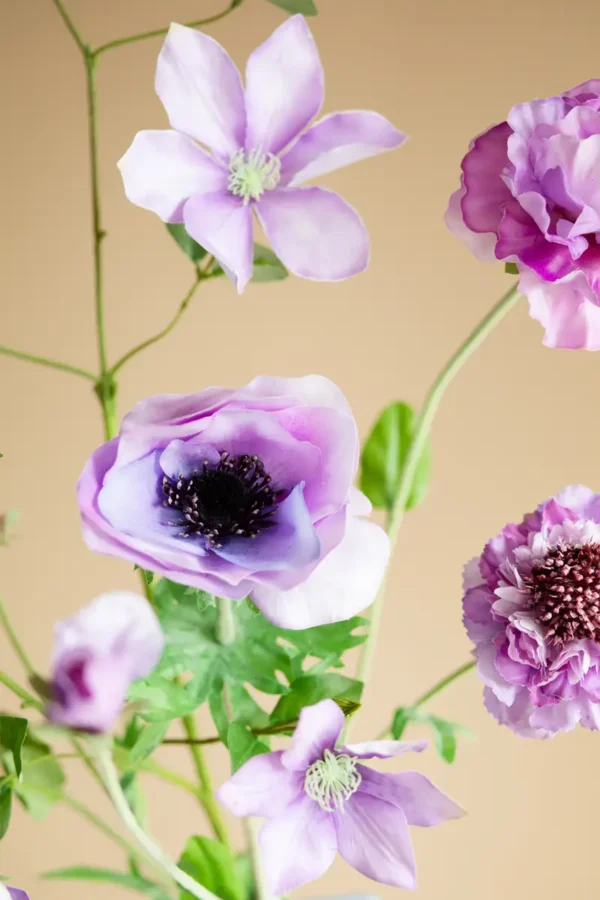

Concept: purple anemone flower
[[118, 16, 406, 293], [77, 375, 390, 630], [46, 592, 164, 733], [464, 485, 600, 738], [217, 699, 463, 893], [446, 80, 600, 349]]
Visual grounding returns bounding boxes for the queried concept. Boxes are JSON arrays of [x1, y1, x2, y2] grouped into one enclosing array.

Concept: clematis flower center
[[304, 748, 361, 812], [228, 148, 281, 204], [162, 451, 277, 547], [527, 541, 600, 645]]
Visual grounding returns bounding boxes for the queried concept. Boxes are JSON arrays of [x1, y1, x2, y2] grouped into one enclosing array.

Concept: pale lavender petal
[[155, 23, 245, 159], [357, 768, 464, 826], [252, 518, 390, 629], [243, 375, 353, 417], [256, 187, 369, 281], [5, 890, 29, 900], [520, 267, 600, 350], [280, 111, 407, 186], [183, 191, 253, 294], [282, 699, 344, 771], [260, 795, 337, 894], [244, 15, 324, 156], [216, 750, 301, 817], [334, 794, 416, 889], [342, 740, 427, 760], [118, 130, 227, 223]]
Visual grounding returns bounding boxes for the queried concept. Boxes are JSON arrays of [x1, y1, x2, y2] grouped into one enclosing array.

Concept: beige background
[[2, 0, 600, 896]]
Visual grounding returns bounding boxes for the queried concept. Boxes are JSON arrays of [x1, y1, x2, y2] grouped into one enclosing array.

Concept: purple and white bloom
[[46, 592, 164, 733], [0, 888, 29, 900], [119, 16, 406, 293], [464, 485, 600, 738], [217, 699, 463, 893], [77, 375, 390, 630], [446, 80, 600, 349]]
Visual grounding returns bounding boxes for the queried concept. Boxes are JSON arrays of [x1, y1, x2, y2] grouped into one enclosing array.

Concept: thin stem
[[181, 714, 231, 847], [94, 2, 246, 56], [141, 758, 200, 799], [162, 736, 220, 746], [0, 670, 43, 712], [0, 345, 96, 381], [97, 748, 220, 900], [0, 599, 35, 675], [50, 0, 88, 55], [244, 818, 274, 900], [71, 736, 109, 795]]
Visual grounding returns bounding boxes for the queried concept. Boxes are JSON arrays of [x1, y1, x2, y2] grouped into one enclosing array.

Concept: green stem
[[97, 748, 220, 900], [0, 345, 96, 381], [181, 714, 231, 847], [0, 670, 43, 712], [50, 0, 87, 54], [0, 598, 35, 675], [142, 758, 200, 799], [94, 2, 246, 56]]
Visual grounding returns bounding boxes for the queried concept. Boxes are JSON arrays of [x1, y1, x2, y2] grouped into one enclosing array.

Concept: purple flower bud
[[0, 887, 29, 900], [46, 592, 164, 733]]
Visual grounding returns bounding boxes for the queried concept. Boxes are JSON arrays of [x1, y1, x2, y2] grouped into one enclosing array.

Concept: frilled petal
[[460, 122, 512, 234], [357, 768, 464, 826], [444, 187, 499, 263], [243, 374, 353, 417], [216, 750, 301, 817], [342, 741, 426, 760], [256, 187, 369, 281], [260, 795, 337, 895], [282, 699, 344, 771], [155, 23, 245, 159], [244, 16, 324, 156], [251, 517, 390, 629], [334, 794, 416, 889], [118, 130, 227, 223], [183, 191, 253, 294], [520, 267, 600, 350], [280, 111, 406, 186]]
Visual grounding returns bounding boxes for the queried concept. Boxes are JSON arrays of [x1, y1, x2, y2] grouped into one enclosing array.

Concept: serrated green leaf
[[178, 836, 245, 900], [265, 0, 318, 13], [227, 723, 269, 774], [228, 684, 270, 731], [43, 867, 171, 899], [504, 262, 519, 275], [166, 223, 208, 264], [360, 401, 430, 511], [9, 737, 64, 820], [270, 673, 363, 725], [0, 717, 28, 778], [0, 784, 12, 840], [127, 722, 169, 767], [128, 675, 206, 722]]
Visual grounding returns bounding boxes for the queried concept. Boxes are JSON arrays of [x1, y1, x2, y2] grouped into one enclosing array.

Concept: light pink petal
[[243, 375, 353, 416], [118, 130, 227, 223], [155, 23, 245, 159], [507, 96, 568, 141], [280, 111, 407, 186], [520, 267, 600, 350], [334, 794, 416, 889], [244, 16, 324, 156], [183, 191, 253, 294], [216, 750, 301, 818], [357, 768, 465, 826], [444, 186, 499, 263], [342, 740, 427, 760], [256, 187, 369, 282], [252, 517, 390, 629], [282, 699, 344, 771], [260, 794, 337, 895]]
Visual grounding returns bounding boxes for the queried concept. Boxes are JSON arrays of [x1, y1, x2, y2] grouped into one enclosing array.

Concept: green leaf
[[0, 784, 12, 840], [228, 684, 270, 731], [227, 723, 269, 774], [166, 223, 208, 264], [208, 677, 230, 745], [390, 706, 468, 763], [360, 401, 430, 511], [504, 262, 519, 275], [233, 855, 254, 900], [250, 244, 288, 282], [134, 566, 154, 586], [9, 736, 64, 820], [391, 705, 414, 740], [128, 675, 207, 722], [44, 867, 172, 899], [271, 673, 363, 725], [265, 0, 318, 14], [0, 717, 28, 778], [126, 722, 169, 767], [178, 836, 245, 900]]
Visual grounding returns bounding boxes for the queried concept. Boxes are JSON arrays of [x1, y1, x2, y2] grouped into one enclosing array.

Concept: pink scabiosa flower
[[464, 485, 600, 738], [46, 592, 164, 733], [77, 375, 389, 630], [217, 699, 463, 893], [446, 80, 600, 349], [118, 16, 406, 293]]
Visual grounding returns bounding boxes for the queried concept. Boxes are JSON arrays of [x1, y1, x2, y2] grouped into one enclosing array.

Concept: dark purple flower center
[[162, 451, 277, 547], [527, 541, 600, 645]]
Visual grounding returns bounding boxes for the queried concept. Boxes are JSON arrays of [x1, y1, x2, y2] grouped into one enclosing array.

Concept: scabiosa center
[[227, 148, 281, 204], [162, 451, 277, 547], [527, 540, 600, 645], [304, 748, 361, 812]]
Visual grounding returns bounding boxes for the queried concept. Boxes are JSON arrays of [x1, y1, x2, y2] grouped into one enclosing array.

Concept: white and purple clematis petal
[[119, 16, 406, 293], [217, 699, 463, 893], [46, 592, 164, 733]]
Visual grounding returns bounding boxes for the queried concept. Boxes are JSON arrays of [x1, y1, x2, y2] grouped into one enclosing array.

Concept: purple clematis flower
[[46, 592, 164, 733], [463, 485, 600, 738], [0, 889, 29, 900], [118, 16, 406, 293], [77, 375, 390, 630], [217, 699, 463, 893]]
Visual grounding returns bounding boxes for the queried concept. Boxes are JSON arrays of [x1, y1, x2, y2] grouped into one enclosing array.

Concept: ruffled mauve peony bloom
[[463, 485, 600, 738], [217, 699, 463, 893], [46, 592, 164, 732], [77, 375, 389, 630], [119, 16, 405, 293], [446, 80, 600, 349]]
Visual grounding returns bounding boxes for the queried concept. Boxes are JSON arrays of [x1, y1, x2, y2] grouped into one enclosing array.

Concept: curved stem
[[0, 345, 96, 381], [181, 714, 231, 847], [50, 0, 87, 55], [94, 2, 246, 56], [0, 670, 43, 712], [0, 599, 35, 675], [97, 748, 220, 900]]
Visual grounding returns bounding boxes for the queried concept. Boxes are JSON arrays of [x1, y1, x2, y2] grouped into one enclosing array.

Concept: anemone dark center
[[528, 541, 600, 645], [162, 452, 277, 547]]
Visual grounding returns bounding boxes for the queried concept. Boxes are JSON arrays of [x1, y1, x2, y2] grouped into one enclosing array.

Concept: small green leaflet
[[270, 673, 363, 726], [178, 836, 245, 900], [43, 867, 172, 899], [360, 401, 430, 512], [391, 706, 471, 764], [0, 784, 12, 840], [0, 717, 28, 778], [227, 722, 270, 773], [504, 262, 519, 275], [166, 223, 209, 264], [265, 0, 318, 14], [5, 736, 65, 820], [166, 223, 288, 283]]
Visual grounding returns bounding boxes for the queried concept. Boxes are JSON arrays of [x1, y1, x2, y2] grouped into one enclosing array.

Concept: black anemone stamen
[[161, 452, 278, 547]]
